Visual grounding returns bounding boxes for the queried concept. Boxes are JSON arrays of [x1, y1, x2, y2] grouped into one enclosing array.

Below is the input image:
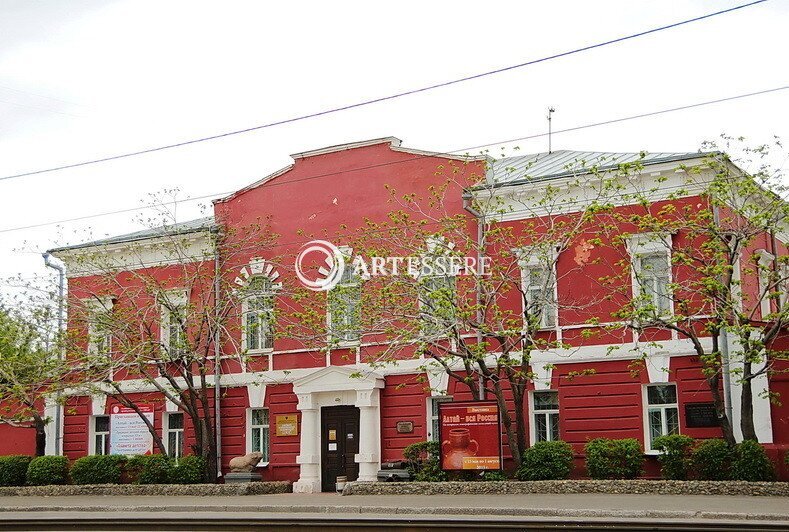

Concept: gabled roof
[[49, 216, 215, 253], [214, 136, 489, 204], [489, 149, 709, 186]]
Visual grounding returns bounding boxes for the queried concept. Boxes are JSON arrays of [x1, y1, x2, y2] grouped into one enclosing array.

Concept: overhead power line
[[0, 0, 768, 183], [1, 83, 786, 236]]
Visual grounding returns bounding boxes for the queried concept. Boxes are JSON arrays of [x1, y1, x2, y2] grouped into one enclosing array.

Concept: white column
[[43, 398, 60, 456], [293, 393, 321, 493], [355, 389, 380, 483]]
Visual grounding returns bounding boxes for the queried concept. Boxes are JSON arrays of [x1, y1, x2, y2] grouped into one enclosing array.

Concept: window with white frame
[[92, 415, 110, 455], [160, 291, 188, 358], [418, 246, 458, 337], [249, 408, 270, 462], [628, 234, 672, 316], [757, 249, 776, 319], [645, 383, 679, 450], [427, 396, 452, 442], [165, 412, 185, 459], [86, 299, 113, 357], [532, 390, 560, 443], [516, 247, 558, 330], [780, 262, 789, 310], [328, 259, 362, 344], [243, 277, 275, 352]]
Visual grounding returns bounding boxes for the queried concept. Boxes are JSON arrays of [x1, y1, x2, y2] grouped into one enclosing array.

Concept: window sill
[[644, 450, 661, 456], [246, 348, 274, 355], [334, 341, 361, 348], [255, 462, 269, 468]]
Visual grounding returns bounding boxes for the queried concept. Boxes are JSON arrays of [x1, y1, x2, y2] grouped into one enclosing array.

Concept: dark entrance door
[[320, 405, 360, 492]]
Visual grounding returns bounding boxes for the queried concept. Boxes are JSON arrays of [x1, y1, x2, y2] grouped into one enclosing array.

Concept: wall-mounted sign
[[396, 421, 414, 434], [276, 414, 299, 436], [684, 402, 719, 428], [109, 404, 154, 456], [328, 429, 337, 441], [438, 401, 501, 471]]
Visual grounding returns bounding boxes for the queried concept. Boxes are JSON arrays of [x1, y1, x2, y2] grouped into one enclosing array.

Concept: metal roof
[[49, 216, 215, 253], [489, 149, 708, 186]]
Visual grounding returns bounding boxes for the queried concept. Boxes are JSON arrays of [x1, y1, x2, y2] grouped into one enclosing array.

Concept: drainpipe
[[213, 240, 222, 479], [42, 252, 65, 456], [711, 207, 734, 427], [463, 196, 486, 400]]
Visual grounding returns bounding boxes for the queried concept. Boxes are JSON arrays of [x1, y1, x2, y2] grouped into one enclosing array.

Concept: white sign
[[110, 404, 154, 455]]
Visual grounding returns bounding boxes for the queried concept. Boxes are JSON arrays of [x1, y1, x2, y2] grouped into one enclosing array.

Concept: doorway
[[320, 405, 360, 492]]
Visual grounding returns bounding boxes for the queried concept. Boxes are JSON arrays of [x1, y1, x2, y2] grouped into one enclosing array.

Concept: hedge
[[732, 440, 775, 482], [26, 456, 69, 486], [652, 434, 694, 480], [127, 454, 172, 484], [70, 455, 126, 485], [691, 439, 733, 481], [0, 456, 32, 487], [517, 441, 574, 481], [168, 455, 207, 484], [585, 438, 643, 479]]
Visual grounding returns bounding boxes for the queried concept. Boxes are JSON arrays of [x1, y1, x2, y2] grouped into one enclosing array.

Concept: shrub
[[731, 440, 775, 482], [403, 440, 447, 482], [585, 438, 644, 479], [690, 439, 733, 481], [168, 455, 207, 484], [0, 455, 32, 486], [652, 434, 694, 480], [516, 441, 574, 481], [70, 455, 126, 485], [26, 456, 69, 485], [478, 470, 508, 481], [127, 454, 172, 484]]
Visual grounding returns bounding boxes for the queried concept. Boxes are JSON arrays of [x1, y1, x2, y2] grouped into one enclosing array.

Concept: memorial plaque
[[684, 402, 719, 428], [396, 421, 414, 434], [275, 414, 299, 436]]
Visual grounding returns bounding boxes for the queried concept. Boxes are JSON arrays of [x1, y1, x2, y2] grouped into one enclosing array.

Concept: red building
[[44, 137, 788, 489]]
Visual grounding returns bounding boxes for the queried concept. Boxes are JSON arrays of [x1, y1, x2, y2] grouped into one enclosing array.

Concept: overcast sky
[[1, 0, 787, 298]]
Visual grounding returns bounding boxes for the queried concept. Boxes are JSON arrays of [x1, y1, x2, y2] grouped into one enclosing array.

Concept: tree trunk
[[34, 417, 47, 457], [491, 380, 522, 467], [707, 373, 736, 446], [740, 361, 758, 441]]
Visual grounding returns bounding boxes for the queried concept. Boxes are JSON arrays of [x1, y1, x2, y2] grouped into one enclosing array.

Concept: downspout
[[463, 196, 486, 400], [42, 252, 65, 456], [213, 237, 222, 479], [711, 207, 734, 427]]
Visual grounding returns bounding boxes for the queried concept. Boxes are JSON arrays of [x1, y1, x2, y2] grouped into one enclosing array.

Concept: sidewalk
[[0, 492, 787, 521]]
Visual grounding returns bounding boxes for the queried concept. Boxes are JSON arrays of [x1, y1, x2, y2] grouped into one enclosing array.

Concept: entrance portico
[[292, 366, 384, 493]]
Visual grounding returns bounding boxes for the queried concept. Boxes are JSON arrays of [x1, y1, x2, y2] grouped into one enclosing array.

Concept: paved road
[[0, 492, 787, 519]]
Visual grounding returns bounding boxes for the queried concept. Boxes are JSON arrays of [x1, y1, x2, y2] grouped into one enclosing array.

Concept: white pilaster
[[293, 393, 321, 493], [355, 389, 381, 483], [727, 335, 773, 443]]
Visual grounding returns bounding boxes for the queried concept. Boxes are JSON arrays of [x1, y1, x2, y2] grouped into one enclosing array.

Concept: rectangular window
[[86, 300, 113, 357], [635, 253, 671, 315], [419, 271, 457, 337], [166, 413, 185, 460], [522, 265, 557, 328], [250, 408, 270, 462], [244, 277, 275, 351], [329, 263, 361, 344], [427, 396, 452, 442], [532, 391, 560, 442], [93, 416, 110, 455], [645, 384, 679, 450]]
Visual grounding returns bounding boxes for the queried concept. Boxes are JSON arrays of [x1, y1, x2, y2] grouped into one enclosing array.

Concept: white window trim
[[528, 390, 560, 445], [159, 290, 189, 355], [516, 247, 559, 331], [327, 246, 362, 347], [241, 282, 276, 355], [88, 415, 110, 456], [83, 297, 114, 356], [426, 396, 452, 442], [163, 411, 185, 460], [626, 233, 674, 318], [641, 383, 680, 454], [756, 249, 775, 319], [418, 238, 459, 338], [246, 407, 270, 467]]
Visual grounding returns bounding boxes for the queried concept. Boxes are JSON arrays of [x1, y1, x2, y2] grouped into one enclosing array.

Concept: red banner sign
[[438, 401, 501, 471]]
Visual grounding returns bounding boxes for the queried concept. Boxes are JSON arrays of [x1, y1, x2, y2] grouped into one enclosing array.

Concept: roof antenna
[[547, 107, 556, 154]]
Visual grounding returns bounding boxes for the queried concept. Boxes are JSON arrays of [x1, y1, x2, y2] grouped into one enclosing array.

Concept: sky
[[0, 0, 787, 299]]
